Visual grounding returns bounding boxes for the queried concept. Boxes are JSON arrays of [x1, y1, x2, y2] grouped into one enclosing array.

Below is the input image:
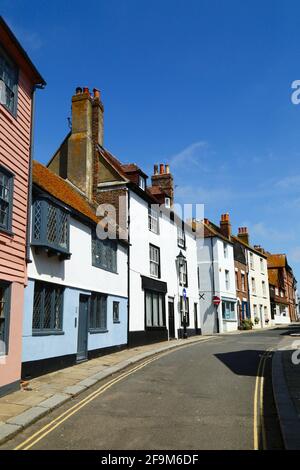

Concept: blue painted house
[[22, 161, 128, 378]]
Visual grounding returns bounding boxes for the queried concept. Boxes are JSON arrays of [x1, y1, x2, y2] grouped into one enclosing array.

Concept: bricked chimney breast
[[237, 226, 250, 245], [151, 163, 174, 207], [220, 212, 231, 239]]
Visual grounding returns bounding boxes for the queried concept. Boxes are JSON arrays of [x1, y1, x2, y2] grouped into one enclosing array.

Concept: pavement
[[272, 324, 300, 450], [0, 334, 214, 445]]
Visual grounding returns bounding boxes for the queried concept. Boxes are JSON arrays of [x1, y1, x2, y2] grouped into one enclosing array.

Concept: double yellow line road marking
[[14, 355, 160, 450], [15, 338, 215, 451], [13, 338, 271, 451], [253, 347, 273, 450]]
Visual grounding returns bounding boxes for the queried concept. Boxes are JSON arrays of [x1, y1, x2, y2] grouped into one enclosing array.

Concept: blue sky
[[2, 0, 300, 281]]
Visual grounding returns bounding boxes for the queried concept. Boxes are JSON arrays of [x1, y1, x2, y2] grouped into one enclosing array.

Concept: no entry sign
[[213, 296, 221, 306]]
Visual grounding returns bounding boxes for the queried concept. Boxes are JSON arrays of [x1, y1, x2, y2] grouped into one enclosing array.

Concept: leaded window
[[32, 198, 70, 255], [145, 290, 165, 328], [32, 281, 64, 333], [0, 282, 10, 356], [0, 166, 13, 232], [90, 293, 107, 331], [149, 244, 160, 278], [92, 235, 117, 273], [0, 47, 18, 115]]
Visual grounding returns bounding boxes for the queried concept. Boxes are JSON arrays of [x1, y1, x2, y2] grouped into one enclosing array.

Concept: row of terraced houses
[[0, 18, 299, 396]]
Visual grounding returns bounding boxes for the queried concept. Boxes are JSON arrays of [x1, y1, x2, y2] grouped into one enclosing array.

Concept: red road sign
[[213, 296, 221, 306]]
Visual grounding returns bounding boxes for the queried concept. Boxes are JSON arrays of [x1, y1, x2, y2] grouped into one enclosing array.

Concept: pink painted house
[[0, 17, 45, 396]]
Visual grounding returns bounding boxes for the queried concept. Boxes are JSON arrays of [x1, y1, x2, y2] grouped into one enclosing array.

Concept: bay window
[[32, 198, 70, 257]]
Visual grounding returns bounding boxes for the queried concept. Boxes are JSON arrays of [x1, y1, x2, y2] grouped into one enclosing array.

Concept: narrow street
[[2, 328, 286, 451]]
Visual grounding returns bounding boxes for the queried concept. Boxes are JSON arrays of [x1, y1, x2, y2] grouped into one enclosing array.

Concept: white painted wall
[[197, 237, 237, 334], [247, 251, 271, 328], [28, 216, 127, 298], [129, 190, 199, 337]]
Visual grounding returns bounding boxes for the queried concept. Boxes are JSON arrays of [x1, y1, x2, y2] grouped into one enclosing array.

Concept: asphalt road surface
[[2, 327, 288, 450]]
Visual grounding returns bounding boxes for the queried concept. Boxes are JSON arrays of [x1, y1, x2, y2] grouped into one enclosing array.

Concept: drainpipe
[[127, 190, 130, 348], [26, 83, 45, 265], [210, 237, 219, 333]]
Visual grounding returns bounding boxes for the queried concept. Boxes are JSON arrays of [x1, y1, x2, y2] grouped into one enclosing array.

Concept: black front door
[[77, 294, 89, 362], [168, 299, 175, 339]]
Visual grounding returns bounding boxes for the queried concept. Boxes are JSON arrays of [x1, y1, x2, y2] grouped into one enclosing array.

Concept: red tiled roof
[[267, 254, 287, 268], [121, 163, 148, 178], [32, 160, 100, 224], [268, 269, 279, 286]]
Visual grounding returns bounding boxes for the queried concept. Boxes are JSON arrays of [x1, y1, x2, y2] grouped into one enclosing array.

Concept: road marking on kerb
[[253, 348, 273, 450], [14, 338, 215, 450]]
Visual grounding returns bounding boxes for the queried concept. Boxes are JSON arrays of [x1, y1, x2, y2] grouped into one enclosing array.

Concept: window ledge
[[113, 321, 121, 324], [92, 264, 118, 274], [32, 330, 65, 336], [89, 329, 109, 334], [32, 243, 71, 260], [0, 227, 14, 238], [0, 103, 17, 121]]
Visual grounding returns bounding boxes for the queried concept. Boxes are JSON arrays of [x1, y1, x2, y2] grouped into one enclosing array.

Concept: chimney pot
[[154, 164, 158, 175], [76, 87, 82, 95], [83, 87, 90, 95], [159, 163, 164, 174], [165, 164, 170, 174], [93, 88, 100, 99]]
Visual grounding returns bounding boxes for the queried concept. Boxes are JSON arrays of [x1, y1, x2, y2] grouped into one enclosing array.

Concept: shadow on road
[[214, 349, 265, 377]]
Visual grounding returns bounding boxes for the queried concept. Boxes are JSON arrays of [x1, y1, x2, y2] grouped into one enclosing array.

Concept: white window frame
[[177, 226, 185, 248], [138, 175, 145, 190], [225, 269, 230, 290], [251, 277, 256, 294], [249, 252, 254, 270], [149, 244, 160, 278], [148, 207, 159, 234]]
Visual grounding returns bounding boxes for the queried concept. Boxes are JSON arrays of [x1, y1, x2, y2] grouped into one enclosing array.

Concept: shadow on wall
[[32, 249, 66, 280]]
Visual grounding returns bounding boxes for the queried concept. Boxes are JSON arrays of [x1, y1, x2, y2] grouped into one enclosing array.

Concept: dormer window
[[139, 175, 146, 190], [32, 198, 70, 259]]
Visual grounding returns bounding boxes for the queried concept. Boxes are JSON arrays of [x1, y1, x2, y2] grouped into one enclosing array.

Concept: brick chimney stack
[[92, 87, 104, 147], [151, 163, 174, 207], [220, 213, 231, 239], [66, 87, 94, 199], [237, 227, 249, 245]]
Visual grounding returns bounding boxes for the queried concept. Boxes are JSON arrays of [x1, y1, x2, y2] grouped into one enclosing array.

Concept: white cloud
[[169, 141, 209, 169], [275, 175, 300, 190], [251, 222, 295, 243]]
